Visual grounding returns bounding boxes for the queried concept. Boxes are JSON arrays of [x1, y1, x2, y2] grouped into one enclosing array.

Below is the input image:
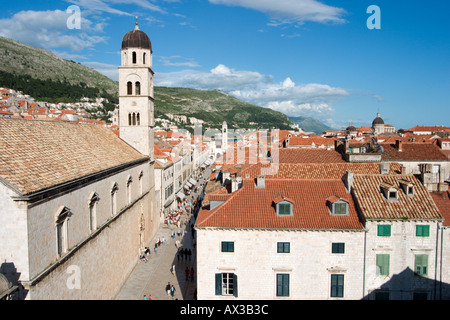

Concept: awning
[[176, 191, 185, 200], [189, 178, 197, 185], [184, 182, 192, 189]]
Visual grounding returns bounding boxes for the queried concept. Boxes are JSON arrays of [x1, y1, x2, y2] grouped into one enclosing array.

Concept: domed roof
[[372, 112, 384, 126], [121, 23, 152, 51], [346, 125, 356, 131]]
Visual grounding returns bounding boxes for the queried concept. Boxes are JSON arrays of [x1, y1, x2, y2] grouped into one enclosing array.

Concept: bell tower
[[118, 19, 154, 158]]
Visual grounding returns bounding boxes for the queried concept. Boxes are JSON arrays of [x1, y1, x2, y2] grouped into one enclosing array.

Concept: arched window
[[132, 113, 136, 126], [111, 183, 119, 216], [139, 171, 144, 195], [132, 51, 137, 64], [137, 113, 140, 126], [56, 206, 71, 257], [143, 52, 146, 65], [128, 113, 132, 126], [127, 82, 133, 95], [88, 192, 100, 232], [135, 81, 141, 95], [127, 176, 133, 204]]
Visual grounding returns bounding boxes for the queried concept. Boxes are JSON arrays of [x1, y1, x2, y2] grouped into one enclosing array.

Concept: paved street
[[115, 167, 211, 300]]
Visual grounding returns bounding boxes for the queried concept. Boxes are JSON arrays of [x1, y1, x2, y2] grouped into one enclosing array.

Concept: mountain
[[289, 116, 334, 134], [0, 36, 331, 133]]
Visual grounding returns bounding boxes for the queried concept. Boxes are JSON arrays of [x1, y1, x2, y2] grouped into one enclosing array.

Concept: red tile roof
[[196, 178, 363, 231], [277, 148, 346, 163], [352, 174, 442, 221], [381, 142, 449, 161], [430, 191, 450, 226]]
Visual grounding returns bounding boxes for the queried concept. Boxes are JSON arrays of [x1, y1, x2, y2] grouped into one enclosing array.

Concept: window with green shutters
[[277, 242, 290, 253], [215, 273, 238, 297], [221, 241, 234, 252], [330, 274, 344, 298], [276, 274, 289, 297], [376, 254, 390, 276], [333, 202, 348, 215], [415, 255, 428, 276], [377, 224, 391, 237], [416, 225, 430, 237]]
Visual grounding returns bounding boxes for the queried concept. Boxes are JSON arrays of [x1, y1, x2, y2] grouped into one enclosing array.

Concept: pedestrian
[[165, 282, 171, 296], [143, 295, 148, 300], [180, 248, 184, 261], [148, 294, 152, 300], [190, 267, 194, 281], [185, 267, 189, 280], [170, 285, 176, 299], [188, 248, 192, 261], [171, 264, 176, 276], [176, 249, 180, 262]]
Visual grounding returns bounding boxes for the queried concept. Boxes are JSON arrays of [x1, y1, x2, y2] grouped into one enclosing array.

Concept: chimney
[[396, 139, 403, 152], [344, 171, 354, 193], [400, 165, 406, 175], [380, 163, 390, 175], [256, 175, 265, 189]]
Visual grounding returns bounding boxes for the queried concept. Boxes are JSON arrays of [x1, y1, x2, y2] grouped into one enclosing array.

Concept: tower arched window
[[135, 81, 141, 95], [111, 183, 119, 216], [137, 113, 140, 126], [132, 51, 137, 64], [143, 52, 146, 65], [88, 192, 100, 232], [128, 113, 132, 126], [127, 176, 133, 204], [127, 82, 133, 95], [132, 113, 136, 126]]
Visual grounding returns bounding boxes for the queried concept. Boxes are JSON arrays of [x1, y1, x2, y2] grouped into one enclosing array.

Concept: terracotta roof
[[196, 178, 363, 231], [240, 162, 402, 180], [352, 174, 442, 221], [430, 191, 450, 226], [0, 118, 148, 195], [278, 148, 346, 163], [381, 142, 449, 161]]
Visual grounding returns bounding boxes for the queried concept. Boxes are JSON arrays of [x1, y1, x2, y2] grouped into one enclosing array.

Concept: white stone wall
[[1, 161, 157, 300], [196, 228, 365, 300], [364, 220, 440, 300]]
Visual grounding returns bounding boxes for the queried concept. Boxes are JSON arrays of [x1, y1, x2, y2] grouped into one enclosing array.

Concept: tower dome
[[372, 112, 384, 126], [121, 21, 152, 51]]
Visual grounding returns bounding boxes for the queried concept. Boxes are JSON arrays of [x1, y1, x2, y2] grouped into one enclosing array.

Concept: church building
[[0, 23, 157, 300]]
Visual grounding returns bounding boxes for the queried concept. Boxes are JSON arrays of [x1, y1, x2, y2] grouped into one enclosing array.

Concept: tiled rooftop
[[0, 118, 148, 195], [196, 178, 363, 231], [352, 174, 442, 221]]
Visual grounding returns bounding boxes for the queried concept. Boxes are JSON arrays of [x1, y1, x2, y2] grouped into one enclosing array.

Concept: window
[[277, 202, 292, 216], [221, 241, 234, 252], [376, 254, 390, 276], [139, 171, 143, 195], [377, 224, 391, 237], [332, 243, 345, 254], [330, 274, 344, 298], [111, 183, 118, 216], [415, 255, 428, 276], [215, 273, 237, 297], [276, 274, 289, 297], [127, 81, 132, 95], [128, 113, 132, 126], [333, 202, 348, 215], [143, 52, 146, 64], [135, 81, 141, 95], [277, 242, 290, 253], [127, 177, 133, 204], [56, 207, 71, 257], [416, 225, 430, 237], [88, 193, 100, 232], [136, 113, 140, 126], [132, 51, 137, 64]]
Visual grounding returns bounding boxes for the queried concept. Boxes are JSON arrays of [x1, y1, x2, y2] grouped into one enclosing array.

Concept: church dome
[[346, 125, 356, 132], [121, 23, 152, 51], [372, 112, 384, 126]]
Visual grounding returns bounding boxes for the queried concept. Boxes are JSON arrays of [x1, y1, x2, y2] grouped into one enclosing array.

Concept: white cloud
[[160, 56, 200, 68], [67, 0, 165, 15], [155, 64, 349, 118], [83, 61, 119, 81], [208, 0, 347, 25], [0, 10, 107, 52]]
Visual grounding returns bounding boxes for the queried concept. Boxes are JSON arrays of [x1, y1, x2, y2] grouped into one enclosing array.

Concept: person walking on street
[[170, 285, 176, 299], [171, 264, 176, 277], [190, 267, 195, 281], [165, 282, 171, 296]]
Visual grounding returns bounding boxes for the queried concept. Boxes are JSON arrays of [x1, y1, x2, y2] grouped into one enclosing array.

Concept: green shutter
[[215, 273, 222, 295], [377, 225, 391, 237], [416, 225, 430, 237], [376, 254, 390, 276], [276, 274, 289, 297], [415, 255, 428, 276], [233, 274, 238, 298], [331, 274, 344, 298]]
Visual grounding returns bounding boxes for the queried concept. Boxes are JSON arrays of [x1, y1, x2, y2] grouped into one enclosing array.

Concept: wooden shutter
[[233, 274, 238, 298], [215, 273, 222, 295]]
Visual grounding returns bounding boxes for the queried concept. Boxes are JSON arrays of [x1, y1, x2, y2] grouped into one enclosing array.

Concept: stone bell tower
[[118, 19, 154, 158]]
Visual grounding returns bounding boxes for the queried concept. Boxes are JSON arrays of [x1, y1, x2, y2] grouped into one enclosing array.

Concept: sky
[[0, 0, 449, 130]]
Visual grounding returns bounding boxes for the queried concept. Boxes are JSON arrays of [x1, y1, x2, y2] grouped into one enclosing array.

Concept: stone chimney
[[256, 175, 265, 189], [343, 171, 354, 193], [396, 139, 403, 152]]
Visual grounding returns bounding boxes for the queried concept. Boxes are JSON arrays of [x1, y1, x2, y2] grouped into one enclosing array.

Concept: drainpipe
[[434, 222, 439, 300], [363, 228, 367, 299]]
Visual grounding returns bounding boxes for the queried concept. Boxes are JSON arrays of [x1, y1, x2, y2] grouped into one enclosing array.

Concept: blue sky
[[1, 0, 449, 130]]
